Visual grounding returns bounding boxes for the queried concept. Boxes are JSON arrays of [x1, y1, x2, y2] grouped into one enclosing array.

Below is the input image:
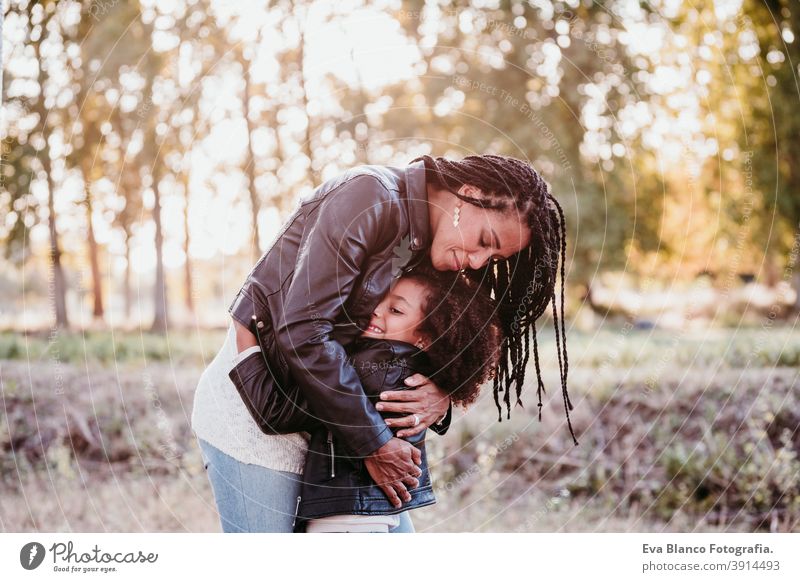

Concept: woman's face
[[361, 278, 429, 349], [427, 184, 532, 271]]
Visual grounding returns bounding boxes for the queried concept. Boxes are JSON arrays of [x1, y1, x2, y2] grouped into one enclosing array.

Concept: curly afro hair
[[398, 258, 502, 408]]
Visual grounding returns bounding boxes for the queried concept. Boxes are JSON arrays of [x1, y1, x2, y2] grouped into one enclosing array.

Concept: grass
[[0, 328, 227, 366], [1, 324, 798, 532], [4, 323, 800, 369]]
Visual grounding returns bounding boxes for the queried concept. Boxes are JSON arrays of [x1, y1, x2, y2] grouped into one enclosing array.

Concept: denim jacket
[[293, 337, 451, 531]]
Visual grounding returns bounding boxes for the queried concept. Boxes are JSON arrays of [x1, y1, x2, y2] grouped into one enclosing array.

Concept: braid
[[531, 319, 545, 421], [552, 194, 574, 412], [410, 153, 579, 446]]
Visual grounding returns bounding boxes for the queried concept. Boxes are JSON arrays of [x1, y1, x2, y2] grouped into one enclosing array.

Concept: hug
[[191, 154, 577, 532]]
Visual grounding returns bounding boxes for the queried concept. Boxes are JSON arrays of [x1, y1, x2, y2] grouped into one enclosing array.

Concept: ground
[[1, 324, 798, 532]]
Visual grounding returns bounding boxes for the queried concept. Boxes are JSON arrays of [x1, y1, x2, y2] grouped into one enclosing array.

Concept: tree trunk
[[123, 227, 132, 323], [45, 161, 69, 330], [297, 27, 315, 183], [241, 52, 262, 258], [33, 9, 68, 329], [764, 253, 780, 288], [267, 51, 288, 215], [84, 191, 104, 320], [181, 170, 194, 315], [350, 46, 372, 165], [793, 250, 800, 312], [151, 167, 169, 333]]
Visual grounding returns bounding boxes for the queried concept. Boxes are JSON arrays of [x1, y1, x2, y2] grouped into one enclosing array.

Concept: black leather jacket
[[226, 160, 451, 458], [294, 337, 449, 531]]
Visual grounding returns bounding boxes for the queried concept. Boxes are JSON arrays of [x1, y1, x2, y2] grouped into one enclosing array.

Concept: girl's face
[[427, 184, 532, 272], [361, 278, 429, 349]]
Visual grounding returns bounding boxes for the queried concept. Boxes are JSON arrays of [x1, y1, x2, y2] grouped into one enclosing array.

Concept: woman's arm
[[272, 175, 396, 455], [264, 175, 424, 504], [228, 175, 428, 505]]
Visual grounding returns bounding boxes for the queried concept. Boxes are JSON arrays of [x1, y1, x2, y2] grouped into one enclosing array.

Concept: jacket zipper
[[327, 430, 336, 478], [292, 495, 301, 528]]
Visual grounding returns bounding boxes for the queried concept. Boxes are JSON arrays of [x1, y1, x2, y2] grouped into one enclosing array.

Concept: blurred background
[[1, 0, 798, 532]]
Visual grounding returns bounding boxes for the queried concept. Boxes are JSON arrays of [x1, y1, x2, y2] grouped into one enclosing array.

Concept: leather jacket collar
[[403, 159, 431, 252]]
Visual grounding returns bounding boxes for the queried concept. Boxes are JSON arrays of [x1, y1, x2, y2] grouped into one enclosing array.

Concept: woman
[[190, 154, 576, 532]]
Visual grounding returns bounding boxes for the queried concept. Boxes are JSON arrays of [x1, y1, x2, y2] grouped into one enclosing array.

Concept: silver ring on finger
[[412, 414, 420, 427]]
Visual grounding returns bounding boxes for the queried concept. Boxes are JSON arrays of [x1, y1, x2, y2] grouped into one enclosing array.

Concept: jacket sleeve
[[429, 401, 452, 435], [359, 346, 453, 438], [273, 175, 398, 458], [227, 348, 320, 434]]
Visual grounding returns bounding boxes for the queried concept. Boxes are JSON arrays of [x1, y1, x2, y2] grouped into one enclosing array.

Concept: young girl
[[295, 259, 503, 532]]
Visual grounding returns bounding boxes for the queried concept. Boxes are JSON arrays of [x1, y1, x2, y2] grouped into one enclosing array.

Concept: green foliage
[[0, 135, 39, 263], [742, 0, 800, 232]]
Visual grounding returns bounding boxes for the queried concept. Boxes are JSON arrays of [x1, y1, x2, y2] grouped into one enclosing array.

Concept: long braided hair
[[410, 154, 578, 446]]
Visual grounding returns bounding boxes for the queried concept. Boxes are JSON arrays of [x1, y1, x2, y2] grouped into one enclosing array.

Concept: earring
[[452, 204, 461, 227], [415, 340, 424, 349]]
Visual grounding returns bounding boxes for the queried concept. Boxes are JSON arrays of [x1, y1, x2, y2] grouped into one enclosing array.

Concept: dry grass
[[2, 468, 217, 532], [1, 326, 798, 532]]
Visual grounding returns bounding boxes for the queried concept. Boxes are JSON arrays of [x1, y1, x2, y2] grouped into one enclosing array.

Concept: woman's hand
[[377, 374, 450, 438], [364, 438, 423, 508]]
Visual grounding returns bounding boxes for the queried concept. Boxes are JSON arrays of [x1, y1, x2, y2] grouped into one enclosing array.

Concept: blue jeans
[[197, 438, 415, 533]]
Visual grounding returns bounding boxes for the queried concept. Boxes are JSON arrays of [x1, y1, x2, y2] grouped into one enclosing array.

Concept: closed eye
[[482, 234, 502, 262]]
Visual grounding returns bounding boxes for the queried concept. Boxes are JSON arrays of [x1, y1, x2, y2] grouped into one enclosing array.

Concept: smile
[[366, 324, 383, 333]]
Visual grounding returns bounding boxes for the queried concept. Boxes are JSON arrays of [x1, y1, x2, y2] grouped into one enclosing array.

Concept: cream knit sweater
[[190, 323, 309, 474]]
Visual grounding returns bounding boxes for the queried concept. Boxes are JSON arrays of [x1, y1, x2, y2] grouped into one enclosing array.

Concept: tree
[[66, 1, 107, 321], [386, 0, 641, 286], [235, 42, 266, 258], [742, 0, 800, 308], [29, 0, 69, 329]]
